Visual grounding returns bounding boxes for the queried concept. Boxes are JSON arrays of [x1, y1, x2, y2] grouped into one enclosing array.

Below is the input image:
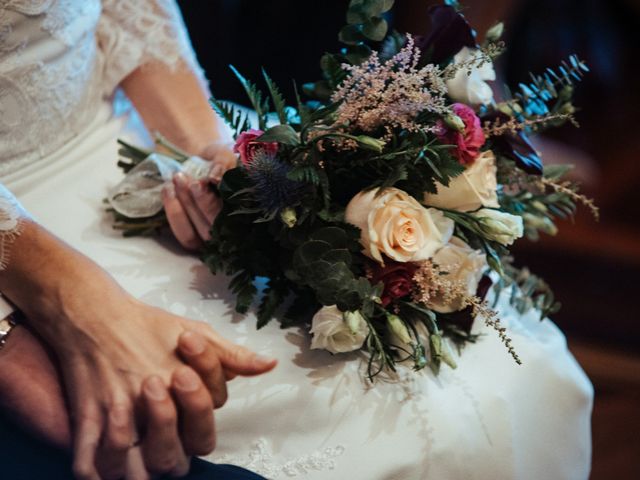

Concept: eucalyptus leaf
[[257, 125, 299, 146], [362, 17, 388, 42]]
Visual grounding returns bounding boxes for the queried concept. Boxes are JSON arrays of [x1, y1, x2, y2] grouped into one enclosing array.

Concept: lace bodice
[[0, 0, 201, 269], [0, 0, 200, 175]]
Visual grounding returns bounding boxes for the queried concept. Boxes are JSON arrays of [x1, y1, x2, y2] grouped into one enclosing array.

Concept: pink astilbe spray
[[331, 36, 449, 137]]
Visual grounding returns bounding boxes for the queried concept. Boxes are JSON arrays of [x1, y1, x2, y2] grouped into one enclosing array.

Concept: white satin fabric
[[4, 104, 593, 479]]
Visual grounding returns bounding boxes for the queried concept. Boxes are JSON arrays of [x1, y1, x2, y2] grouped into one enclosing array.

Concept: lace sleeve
[[96, 0, 206, 97], [0, 185, 25, 271]]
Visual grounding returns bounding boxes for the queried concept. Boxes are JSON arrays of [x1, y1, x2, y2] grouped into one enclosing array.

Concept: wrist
[[0, 221, 128, 348]]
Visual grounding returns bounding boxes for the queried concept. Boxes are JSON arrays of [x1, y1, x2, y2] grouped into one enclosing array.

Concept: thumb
[[186, 321, 277, 376], [217, 343, 277, 376]]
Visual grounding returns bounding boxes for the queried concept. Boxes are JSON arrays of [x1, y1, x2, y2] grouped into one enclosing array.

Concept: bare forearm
[[121, 61, 222, 156], [0, 220, 123, 344]]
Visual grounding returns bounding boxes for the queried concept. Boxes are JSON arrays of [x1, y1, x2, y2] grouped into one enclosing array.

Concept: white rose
[[345, 187, 454, 264], [310, 306, 369, 354], [428, 237, 488, 313], [446, 47, 496, 106], [424, 150, 500, 212], [473, 208, 524, 246]]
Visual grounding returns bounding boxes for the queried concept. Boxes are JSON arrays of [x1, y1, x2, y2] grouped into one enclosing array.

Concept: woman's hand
[[0, 221, 276, 480], [162, 140, 237, 250], [0, 323, 275, 479]]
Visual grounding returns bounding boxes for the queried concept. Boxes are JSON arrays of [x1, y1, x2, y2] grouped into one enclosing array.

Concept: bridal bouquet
[[110, 0, 595, 379]]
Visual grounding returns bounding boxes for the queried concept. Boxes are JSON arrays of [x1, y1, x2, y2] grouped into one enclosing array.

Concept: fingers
[[172, 173, 214, 242], [140, 376, 190, 478], [171, 366, 216, 456], [189, 180, 222, 225], [96, 401, 135, 480], [72, 403, 102, 480], [124, 447, 151, 480], [200, 142, 238, 183], [162, 183, 203, 251], [193, 326, 278, 377], [177, 331, 228, 408]]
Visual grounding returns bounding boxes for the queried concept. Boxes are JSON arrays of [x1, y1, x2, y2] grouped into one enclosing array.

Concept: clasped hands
[[0, 297, 276, 480], [0, 143, 272, 480]]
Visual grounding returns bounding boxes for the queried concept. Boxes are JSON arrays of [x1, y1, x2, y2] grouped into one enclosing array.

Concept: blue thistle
[[246, 151, 306, 212]]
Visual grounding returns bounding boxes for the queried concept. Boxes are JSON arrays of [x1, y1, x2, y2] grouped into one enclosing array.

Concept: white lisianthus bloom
[[310, 306, 369, 354], [446, 47, 496, 106], [424, 150, 500, 212], [345, 187, 454, 264], [473, 208, 524, 246], [428, 237, 488, 313]]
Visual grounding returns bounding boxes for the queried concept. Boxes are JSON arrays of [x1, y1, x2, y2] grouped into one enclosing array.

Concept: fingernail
[[144, 376, 167, 401], [174, 172, 188, 186], [180, 330, 205, 355], [210, 165, 224, 182], [253, 354, 276, 369], [189, 181, 206, 197], [174, 367, 199, 392], [162, 183, 176, 199]]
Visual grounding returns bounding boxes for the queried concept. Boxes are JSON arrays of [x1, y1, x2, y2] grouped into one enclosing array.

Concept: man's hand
[[0, 326, 71, 449]]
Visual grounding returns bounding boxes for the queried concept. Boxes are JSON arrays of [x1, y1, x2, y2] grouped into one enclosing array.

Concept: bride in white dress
[[0, 1, 593, 479]]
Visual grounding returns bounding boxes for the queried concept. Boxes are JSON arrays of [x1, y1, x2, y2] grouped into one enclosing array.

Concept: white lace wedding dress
[[0, 2, 593, 479]]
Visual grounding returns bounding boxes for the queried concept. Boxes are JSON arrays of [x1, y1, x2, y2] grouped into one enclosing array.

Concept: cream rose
[[473, 208, 524, 246], [310, 306, 369, 354], [424, 150, 499, 212], [446, 47, 496, 106], [427, 237, 488, 313], [345, 188, 454, 264]]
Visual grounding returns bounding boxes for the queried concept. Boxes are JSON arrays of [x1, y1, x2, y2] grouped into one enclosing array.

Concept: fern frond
[[262, 69, 287, 125], [209, 96, 250, 137], [230, 65, 270, 130]]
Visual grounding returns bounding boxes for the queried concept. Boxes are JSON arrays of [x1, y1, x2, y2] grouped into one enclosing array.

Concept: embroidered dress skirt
[[3, 103, 594, 480]]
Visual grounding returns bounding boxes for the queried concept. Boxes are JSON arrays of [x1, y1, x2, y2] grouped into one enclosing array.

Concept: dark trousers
[[0, 414, 264, 480]]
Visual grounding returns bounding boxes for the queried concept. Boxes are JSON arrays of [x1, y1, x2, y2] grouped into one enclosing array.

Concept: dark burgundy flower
[[437, 103, 486, 165], [415, 5, 477, 65], [370, 261, 419, 307], [482, 111, 543, 175]]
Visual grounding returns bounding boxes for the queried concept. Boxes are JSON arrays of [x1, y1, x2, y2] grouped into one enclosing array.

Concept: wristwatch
[[0, 294, 17, 350]]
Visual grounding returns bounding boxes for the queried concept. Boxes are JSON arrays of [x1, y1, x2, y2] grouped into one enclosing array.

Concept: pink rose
[[369, 260, 419, 307], [437, 103, 485, 165], [233, 129, 279, 166]]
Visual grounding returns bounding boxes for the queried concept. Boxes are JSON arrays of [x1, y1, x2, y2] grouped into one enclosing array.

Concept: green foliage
[[209, 96, 251, 137], [341, 0, 394, 45], [292, 227, 375, 312], [257, 279, 288, 328], [116, 139, 153, 172], [494, 259, 561, 320], [229, 271, 258, 314], [257, 125, 299, 146], [502, 55, 588, 127], [230, 65, 270, 130], [497, 159, 577, 241], [262, 69, 288, 125]]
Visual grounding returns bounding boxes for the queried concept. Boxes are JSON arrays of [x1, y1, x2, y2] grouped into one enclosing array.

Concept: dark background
[[178, 1, 640, 477]]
